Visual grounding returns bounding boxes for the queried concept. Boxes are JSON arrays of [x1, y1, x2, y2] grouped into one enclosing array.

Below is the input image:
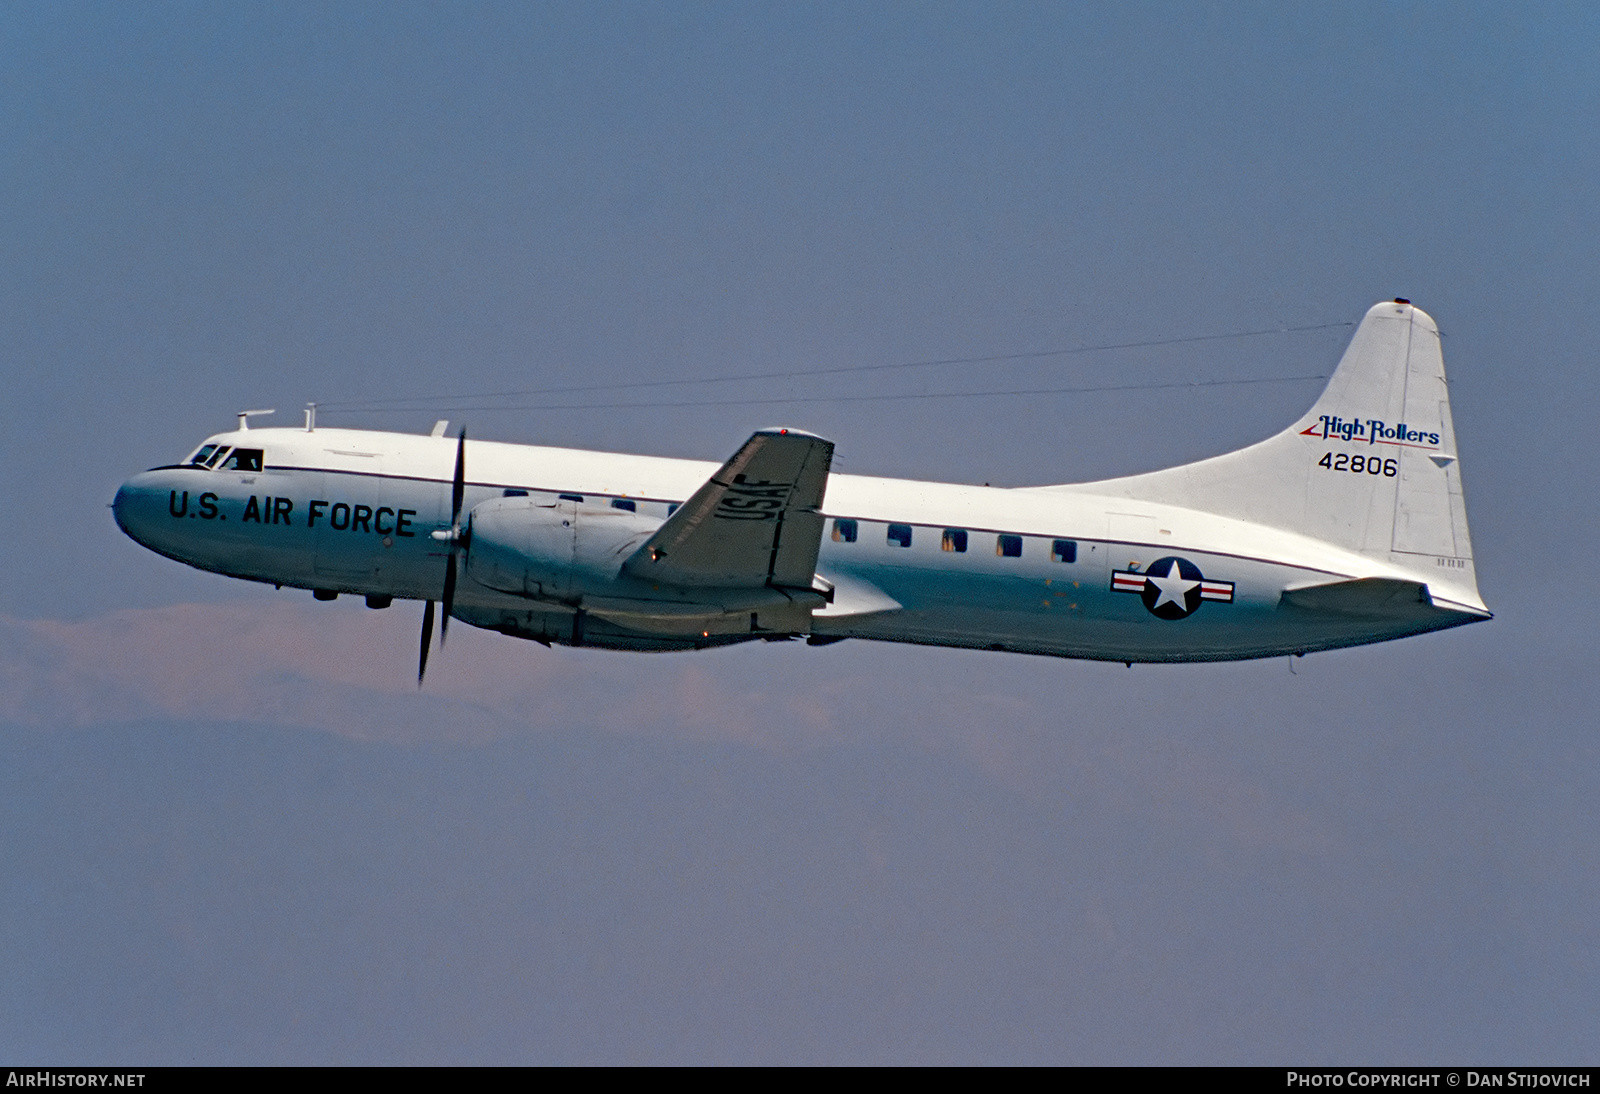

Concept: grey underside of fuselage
[[120, 465, 1481, 665], [456, 598, 1479, 662]]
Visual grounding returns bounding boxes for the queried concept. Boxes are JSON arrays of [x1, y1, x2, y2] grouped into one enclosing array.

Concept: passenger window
[[887, 523, 913, 548], [832, 518, 858, 543], [559, 494, 584, 503], [503, 489, 529, 497], [668, 503, 680, 515], [997, 534, 1023, 558], [188, 445, 219, 467], [1052, 539, 1078, 563], [611, 499, 636, 511], [219, 448, 263, 472], [941, 529, 967, 553]]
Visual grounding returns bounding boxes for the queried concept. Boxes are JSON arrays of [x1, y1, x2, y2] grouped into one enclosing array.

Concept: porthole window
[[611, 499, 636, 511], [887, 523, 913, 548], [1051, 539, 1077, 563], [941, 529, 967, 553], [832, 518, 858, 543], [997, 534, 1023, 558]]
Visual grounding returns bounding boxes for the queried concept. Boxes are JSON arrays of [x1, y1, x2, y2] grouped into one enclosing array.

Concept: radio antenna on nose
[[236, 409, 276, 431]]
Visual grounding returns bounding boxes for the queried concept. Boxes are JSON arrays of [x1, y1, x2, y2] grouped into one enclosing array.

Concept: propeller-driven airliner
[[113, 300, 1489, 681]]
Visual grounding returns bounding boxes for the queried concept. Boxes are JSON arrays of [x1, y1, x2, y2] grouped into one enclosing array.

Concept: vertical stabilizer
[[1062, 301, 1483, 609]]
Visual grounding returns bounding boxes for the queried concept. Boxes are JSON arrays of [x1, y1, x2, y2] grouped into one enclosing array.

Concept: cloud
[[0, 599, 766, 744], [0, 596, 1468, 862], [0, 598, 931, 749]]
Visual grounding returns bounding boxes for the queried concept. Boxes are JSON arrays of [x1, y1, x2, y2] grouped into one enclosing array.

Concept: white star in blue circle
[[1146, 558, 1199, 612]]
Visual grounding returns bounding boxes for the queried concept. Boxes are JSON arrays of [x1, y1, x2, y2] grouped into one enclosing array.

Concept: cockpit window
[[188, 445, 219, 467], [218, 448, 263, 472], [205, 446, 231, 468]]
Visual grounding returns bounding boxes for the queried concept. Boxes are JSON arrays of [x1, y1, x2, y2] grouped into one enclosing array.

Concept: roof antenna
[[236, 408, 276, 431], [430, 420, 450, 437], [304, 403, 317, 432]]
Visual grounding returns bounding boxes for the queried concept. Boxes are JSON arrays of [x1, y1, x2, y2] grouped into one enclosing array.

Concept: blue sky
[[3, 2, 1597, 1063]]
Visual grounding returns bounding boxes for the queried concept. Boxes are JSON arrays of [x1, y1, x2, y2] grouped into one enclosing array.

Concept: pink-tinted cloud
[[0, 599, 890, 748], [2, 600, 739, 742], [0, 598, 1340, 856]]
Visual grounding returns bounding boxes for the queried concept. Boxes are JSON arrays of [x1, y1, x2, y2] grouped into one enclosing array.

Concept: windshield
[[218, 448, 263, 471], [182, 443, 259, 470]]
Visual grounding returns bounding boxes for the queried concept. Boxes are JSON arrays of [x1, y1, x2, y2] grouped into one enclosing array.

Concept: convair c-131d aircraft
[[113, 300, 1489, 682]]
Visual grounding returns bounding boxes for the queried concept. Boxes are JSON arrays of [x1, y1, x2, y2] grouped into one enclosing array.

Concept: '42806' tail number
[[1318, 452, 1397, 477]]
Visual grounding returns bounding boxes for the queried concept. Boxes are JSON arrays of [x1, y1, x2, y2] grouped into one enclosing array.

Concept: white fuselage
[[113, 425, 1486, 663]]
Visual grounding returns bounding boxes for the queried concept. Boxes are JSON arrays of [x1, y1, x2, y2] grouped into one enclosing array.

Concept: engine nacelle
[[465, 497, 661, 600]]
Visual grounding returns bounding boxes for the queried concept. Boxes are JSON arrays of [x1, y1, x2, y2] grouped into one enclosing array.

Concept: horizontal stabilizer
[[1279, 577, 1435, 619], [623, 429, 834, 589]]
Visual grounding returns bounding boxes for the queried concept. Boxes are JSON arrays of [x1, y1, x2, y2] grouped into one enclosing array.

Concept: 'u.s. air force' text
[[166, 491, 417, 535]]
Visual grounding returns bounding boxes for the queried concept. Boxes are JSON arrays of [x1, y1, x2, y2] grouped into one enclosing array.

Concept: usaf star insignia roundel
[[1110, 556, 1235, 620]]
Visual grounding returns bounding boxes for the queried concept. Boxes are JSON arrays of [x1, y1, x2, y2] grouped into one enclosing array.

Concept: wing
[[622, 428, 834, 589]]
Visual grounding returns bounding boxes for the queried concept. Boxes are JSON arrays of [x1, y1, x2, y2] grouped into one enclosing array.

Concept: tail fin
[[1073, 300, 1484, 609]]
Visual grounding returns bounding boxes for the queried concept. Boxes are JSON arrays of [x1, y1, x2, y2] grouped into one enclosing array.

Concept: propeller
[[419, 428, 468, 685], [418, 600, 436, 684]]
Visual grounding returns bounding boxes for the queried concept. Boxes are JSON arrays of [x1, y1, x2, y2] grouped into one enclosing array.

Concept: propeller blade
[[451, 428, 466, 525], [418, 599, 435, 685], [442, 428, 466, 644], [421, 429, 467, 675], [441, 552, 456, 645]]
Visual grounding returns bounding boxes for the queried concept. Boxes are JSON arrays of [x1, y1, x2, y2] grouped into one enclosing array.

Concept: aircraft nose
[[111, 481, 134, 535], [112, 471, 171, 550]]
